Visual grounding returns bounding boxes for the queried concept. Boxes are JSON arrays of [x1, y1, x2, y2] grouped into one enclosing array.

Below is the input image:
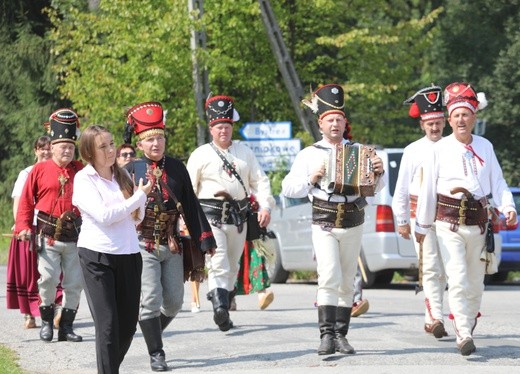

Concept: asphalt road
[[1, 265, 519, 374]]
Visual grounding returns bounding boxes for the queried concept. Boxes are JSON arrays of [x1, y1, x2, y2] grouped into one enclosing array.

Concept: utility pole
[[258, 0, 320, 141], [188, 0, 210, 146]]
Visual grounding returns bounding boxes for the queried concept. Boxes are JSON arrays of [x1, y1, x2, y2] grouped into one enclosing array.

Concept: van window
[[388, 152, 403, 197]]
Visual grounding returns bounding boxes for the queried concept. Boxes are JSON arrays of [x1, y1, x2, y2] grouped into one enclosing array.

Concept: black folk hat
[[205, 95, 240, 126], [404, 85, 444, 120], [45, 108, 81, 144], [302, 84, 346, 120]]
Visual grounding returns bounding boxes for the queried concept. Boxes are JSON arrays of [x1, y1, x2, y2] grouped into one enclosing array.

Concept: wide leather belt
[[410, 194, 418, 219], [36, 211, 81, 243], [436, 194, 488, 228], [312, 198, 366, 229], [199, 198, 249, 226], [138, 209, 179, 245]]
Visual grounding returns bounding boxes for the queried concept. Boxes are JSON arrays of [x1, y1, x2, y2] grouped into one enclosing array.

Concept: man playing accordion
[[282, 84, 385, 356]]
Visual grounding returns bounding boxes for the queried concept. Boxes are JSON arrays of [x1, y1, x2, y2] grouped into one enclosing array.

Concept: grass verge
[[0, 344, 25, 374]]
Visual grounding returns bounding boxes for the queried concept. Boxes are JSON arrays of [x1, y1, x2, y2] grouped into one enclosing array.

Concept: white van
[[267, 148, 502, 287]]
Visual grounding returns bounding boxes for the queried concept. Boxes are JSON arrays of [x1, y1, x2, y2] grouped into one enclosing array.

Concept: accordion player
[[320, 143, 377, 196]]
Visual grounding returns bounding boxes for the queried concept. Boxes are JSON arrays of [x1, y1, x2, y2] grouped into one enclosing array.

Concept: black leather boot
[[39, 305, 54, 342], [140, 317, 168, 372], [335, 306, 355, 354], [159, 313, 174, 332], [317, 305, 336, 355], [57, 308, 83, 342], [207, 288, 233, 332]]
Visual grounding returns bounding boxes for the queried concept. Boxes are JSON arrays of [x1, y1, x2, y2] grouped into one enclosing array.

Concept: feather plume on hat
[[477, 92, 488, 110], [302, 95, 319, 114], [301, 85, 319, 113]]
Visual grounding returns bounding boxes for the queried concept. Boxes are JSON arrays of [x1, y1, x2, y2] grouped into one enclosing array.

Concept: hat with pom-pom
[[404, 85, 444, 121], [44, 108, 81, 144], [443, 82, 487, 116]]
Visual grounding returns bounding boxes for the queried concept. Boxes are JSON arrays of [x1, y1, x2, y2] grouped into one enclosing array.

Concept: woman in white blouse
[[73, 125, 152, 374]]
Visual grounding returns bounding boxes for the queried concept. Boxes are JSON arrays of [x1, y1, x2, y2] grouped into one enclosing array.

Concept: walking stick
[[415, 241, 423, 294], [357, 256, 368, 284]]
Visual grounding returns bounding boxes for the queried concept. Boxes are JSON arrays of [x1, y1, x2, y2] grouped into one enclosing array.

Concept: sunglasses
[[120, 152, 136, 158]]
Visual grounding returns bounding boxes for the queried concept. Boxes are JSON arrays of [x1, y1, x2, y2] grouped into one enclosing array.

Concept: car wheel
[[266, 234, 289, 284]]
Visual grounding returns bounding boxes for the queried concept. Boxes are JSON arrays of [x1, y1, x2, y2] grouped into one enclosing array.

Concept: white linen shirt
[[187, 141, 275, 210], [392, 136, 437, 226], [415, 134, 516, 235], [282, 139, 384, 203], [73, 164, 147, 255]]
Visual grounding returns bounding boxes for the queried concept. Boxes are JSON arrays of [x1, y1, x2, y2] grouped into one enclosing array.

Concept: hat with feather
[[302, 84, 352, 140], [443, 82, 487, 116], [302, 84, 346, 120], [205, 94, 240, 126]]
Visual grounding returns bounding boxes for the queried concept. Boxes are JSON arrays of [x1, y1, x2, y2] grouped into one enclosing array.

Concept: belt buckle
[[221, 201, 230, 222], [459, 197, 467, 225], [335, 203, 345, 227]]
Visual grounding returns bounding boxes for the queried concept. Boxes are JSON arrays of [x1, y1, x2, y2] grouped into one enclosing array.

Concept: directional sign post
[[239, 121, 292, 140], [240, 121, 299, 171], [241, 139, 301, 171]]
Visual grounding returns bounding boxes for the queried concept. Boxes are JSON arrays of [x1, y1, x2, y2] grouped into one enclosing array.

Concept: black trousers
[[79, 247, 142, 374]]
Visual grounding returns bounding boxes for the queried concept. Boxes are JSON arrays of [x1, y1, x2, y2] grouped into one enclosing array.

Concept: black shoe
[[318, 335, 335, 355], [39, 305, 54, 342], [57, 308, 82, 342], [150, 352, 168, 372], [335, 336, 355, 354]]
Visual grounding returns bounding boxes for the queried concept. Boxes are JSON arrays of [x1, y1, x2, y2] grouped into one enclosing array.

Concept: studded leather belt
[[311, 198, 366, 229], [436, 193, 488, 229]]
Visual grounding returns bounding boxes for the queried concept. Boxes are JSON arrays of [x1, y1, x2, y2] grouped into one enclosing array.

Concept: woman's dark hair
[[33, 135, 51, 150]]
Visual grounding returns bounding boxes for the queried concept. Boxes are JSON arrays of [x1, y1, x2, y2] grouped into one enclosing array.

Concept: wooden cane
[[191, 281, 200, 308], [2, 233, 14, 238], [415, 241, 423, 294], [357, 256, 368, 284]]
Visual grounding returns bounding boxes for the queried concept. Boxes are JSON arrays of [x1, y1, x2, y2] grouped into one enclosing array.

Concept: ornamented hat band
[[126, 101, 165, 140], [443, 82, 487, 116], [205, 95, 240, 126], [45, 108, 81, 144]]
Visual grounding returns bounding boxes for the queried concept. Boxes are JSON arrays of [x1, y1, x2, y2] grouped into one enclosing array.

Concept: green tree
[[48, 0, 197, 158], [429, 0, 520, 185], [0, 0, 62, 230]]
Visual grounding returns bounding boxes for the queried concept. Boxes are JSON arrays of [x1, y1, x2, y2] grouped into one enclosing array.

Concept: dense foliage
[[1, 0, 519, 234]]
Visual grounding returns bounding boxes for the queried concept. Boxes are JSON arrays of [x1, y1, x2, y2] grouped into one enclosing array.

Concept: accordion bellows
[[321, 144, 376, 196]]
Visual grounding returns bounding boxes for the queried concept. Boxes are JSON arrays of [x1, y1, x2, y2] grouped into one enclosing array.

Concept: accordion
[[320, 144, 377, 196]]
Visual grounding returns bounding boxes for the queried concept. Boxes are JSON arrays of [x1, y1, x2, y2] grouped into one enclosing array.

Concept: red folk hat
[[126, 102, 165, 140], [443, 82, 488, 116], [404, 85, 445, 121], [45, 108, 81, 144]]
